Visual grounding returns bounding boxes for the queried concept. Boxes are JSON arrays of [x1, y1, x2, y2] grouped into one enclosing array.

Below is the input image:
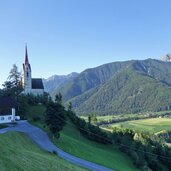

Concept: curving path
[[0, 121, 113, 171]]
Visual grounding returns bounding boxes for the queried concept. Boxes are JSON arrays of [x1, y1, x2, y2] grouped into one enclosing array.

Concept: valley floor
[[104, 117, 171, 134]]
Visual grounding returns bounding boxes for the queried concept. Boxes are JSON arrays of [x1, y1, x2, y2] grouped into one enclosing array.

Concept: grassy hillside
[[26, 105, 139, 170], [105, 118, 171, 133], [25, 105, 46, 128], [25, 105, 46, 120], [54, 119, 139, 171], [0, 131, 87, 171]]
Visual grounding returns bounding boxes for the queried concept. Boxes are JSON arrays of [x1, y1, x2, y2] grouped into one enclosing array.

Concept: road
[[0, 120, 113, 171]]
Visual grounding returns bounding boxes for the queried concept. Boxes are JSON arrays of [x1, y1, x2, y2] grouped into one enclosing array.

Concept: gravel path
[[0, 120, 113, 171]]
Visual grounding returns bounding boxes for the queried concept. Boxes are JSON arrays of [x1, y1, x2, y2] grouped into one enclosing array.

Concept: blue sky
[[1, 0, 171, 86]]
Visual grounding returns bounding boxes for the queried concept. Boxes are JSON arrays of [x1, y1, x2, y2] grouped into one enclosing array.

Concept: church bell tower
[[22, 45, 32, 93]]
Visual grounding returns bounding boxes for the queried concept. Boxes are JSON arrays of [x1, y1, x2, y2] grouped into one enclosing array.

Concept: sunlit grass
[[107, 118, 171, 133], [0, 131, 87, 171], [54, 119, 139, 171]]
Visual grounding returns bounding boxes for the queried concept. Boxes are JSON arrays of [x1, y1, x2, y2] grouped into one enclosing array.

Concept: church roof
[[23, 45, 31, 71], [32, 78, 44, 89], [25, 45, 29, 65]]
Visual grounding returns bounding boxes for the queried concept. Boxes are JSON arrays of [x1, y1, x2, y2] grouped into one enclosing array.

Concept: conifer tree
[[45, 95, 66, 139]]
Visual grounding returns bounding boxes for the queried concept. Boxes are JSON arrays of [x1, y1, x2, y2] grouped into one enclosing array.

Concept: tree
[[55, 93, 62, 104], [17, 95, 29, 119], [0, 89, 3, 98], [67, 101, 72, 111], [8, 64, 21, 87], [45, 100, 66, 139], [88, 114, 91, 124], [88, 113, 97, 125], [2, 81, 14, 97], [2, 64, 23, 97]]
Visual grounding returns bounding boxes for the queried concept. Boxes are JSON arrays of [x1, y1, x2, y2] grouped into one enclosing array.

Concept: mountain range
[[43, 72, 78, 93], [44, 59, 171, 116]]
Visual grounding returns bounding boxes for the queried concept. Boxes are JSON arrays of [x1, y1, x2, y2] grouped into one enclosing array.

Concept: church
[[21, 46, 44, 95]]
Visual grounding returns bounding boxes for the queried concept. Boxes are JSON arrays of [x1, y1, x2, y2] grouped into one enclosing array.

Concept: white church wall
[[31, 89, 44, 96]]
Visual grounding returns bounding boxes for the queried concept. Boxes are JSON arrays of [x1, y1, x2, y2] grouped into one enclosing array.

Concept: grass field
[[106, 118, 171, 133], [81, 110, 171, 123], [26, 105, 46, 121], [54, 119, 139, 171], [27, 105, 171, 170], [0, 131, 87, 171], [27, 105, 139, 171]]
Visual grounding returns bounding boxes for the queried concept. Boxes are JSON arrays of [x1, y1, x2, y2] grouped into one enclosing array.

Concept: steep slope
[[53, 59, 171, 115], [73, 68, 171, 115], [0, 131, 86, 171], [131, 59, 171, 85], [53, 60, 134, 100], [55, 119, 139, 171], [43, 72, 78, 93]]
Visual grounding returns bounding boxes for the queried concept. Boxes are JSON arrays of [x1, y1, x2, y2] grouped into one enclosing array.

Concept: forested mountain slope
[[52, 59, 171, 115], [43, 72, 78, 93]]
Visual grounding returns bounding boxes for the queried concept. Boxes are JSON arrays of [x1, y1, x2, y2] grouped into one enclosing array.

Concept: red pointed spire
[[25, 44, 29, 65]]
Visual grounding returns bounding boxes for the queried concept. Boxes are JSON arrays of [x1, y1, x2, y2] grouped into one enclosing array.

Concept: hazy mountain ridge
[[49, 59, 171, 115], [54, 61, 134, 101], [43, 72, 78, 93]]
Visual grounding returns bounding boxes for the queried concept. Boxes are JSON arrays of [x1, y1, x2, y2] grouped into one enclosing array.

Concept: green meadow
[[54, 119, 139, 171], [81, 110, 171, 123], [0, 131, 87, 171], [26, 105, 139, 171], [106, 117, 171, 133]]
